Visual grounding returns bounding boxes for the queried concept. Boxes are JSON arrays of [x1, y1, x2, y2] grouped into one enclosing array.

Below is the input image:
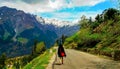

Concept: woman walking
[[57, 38, 66, 64]]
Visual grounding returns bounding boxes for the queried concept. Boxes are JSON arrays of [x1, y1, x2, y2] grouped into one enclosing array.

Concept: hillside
[[64, 8, 120, 60], [0, 6, 79, 57], [23, 47, 56, 69]]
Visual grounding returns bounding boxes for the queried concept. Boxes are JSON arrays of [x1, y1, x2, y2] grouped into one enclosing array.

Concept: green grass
[[23, 48, 56, 69], [3, 30, 10, 40], [17, 37, 28, 44], [101, 47, 113, 53]]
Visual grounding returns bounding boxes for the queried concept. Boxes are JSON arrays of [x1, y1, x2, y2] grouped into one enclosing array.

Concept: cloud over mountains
[[0, 0, 114, 22], [0, 0, 105, 13]]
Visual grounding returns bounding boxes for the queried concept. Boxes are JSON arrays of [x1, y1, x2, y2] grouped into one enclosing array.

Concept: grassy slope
[[64, 17, 120, 60], [23, 48, 56, 69]]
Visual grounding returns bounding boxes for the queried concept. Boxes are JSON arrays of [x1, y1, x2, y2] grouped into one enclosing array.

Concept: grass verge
[[23, 47, 56, 69]]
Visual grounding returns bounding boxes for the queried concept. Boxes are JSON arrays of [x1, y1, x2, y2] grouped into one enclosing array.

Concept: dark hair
[[58, 39, 63, 46]]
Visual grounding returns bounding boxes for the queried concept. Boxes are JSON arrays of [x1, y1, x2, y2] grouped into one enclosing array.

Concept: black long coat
[[58, 44, 66, 57]]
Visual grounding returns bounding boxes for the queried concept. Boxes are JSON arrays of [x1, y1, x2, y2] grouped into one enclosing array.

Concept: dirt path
[[53, 49, 120, 69]]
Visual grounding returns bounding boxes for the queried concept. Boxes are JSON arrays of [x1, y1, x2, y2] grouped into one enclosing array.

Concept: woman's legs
[[59, 57, 63, 64], [60, 57, 63, 64]]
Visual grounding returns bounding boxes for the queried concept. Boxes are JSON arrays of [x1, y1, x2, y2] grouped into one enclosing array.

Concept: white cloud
[[0, 0, 105, 13], [74, 11, 103, 22], [40, 10, 102, 23], [49, 0, 66, 9], [0, 1, 53, 13], [0, 0, 106, 24], [37, 10, 102, 26], [68, 0, 105, 7]]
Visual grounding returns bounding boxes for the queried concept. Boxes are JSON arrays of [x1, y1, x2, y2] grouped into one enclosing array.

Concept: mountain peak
[[36, 16, 78, 27], [0, 6, 15, 10], [0, 6, 9, 8], [0, 6, 79, 57]]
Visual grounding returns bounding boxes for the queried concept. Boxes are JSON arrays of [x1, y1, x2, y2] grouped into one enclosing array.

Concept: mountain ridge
[[0, 6, 79, 57]]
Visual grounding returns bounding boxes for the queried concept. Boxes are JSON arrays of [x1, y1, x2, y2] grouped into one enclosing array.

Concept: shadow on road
[[52, 62, 62, 69], [54, 63, 62, 65]]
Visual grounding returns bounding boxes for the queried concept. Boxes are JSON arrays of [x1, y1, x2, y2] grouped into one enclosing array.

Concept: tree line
[[0, 40, 46, 69]]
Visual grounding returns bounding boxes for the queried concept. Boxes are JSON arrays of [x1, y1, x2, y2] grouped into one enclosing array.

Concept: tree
[[35, 42, 46, 54], [89, 17, 95, 29], [89, 17, 92, 24], [103, 8, 119, 20], [95, 14, 103, 22], [79, 15, 89, 28], [32, 39, 38, 55], [0, 53, 7, 68], [89, 14, 103, 29]]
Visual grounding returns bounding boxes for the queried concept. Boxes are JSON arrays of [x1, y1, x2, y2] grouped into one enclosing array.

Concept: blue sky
[[38, 0, 116, 22], [0, 0, 117, 22]]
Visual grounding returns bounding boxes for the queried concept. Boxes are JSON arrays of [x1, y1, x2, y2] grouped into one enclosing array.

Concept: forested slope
[[64, 8, 120, 60]]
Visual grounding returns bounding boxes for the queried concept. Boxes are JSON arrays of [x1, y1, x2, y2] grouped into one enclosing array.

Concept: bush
[[113, 50, 120, 61], [36, 42, 46, 54], [0, 53, 7, 68]]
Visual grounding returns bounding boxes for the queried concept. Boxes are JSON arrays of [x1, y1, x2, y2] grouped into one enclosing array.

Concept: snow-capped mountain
[[0, 6, 79, 57], [36, 15, 78, 27], [35, 15, 79, 37]]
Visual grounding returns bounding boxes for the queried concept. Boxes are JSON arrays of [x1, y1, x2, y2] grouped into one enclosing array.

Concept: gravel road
[[53, 49, 120, 69]]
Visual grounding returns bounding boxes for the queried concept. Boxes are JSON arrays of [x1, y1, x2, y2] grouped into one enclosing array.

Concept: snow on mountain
[[35, 15, 78, 27], [0, 6, 79, 57]]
